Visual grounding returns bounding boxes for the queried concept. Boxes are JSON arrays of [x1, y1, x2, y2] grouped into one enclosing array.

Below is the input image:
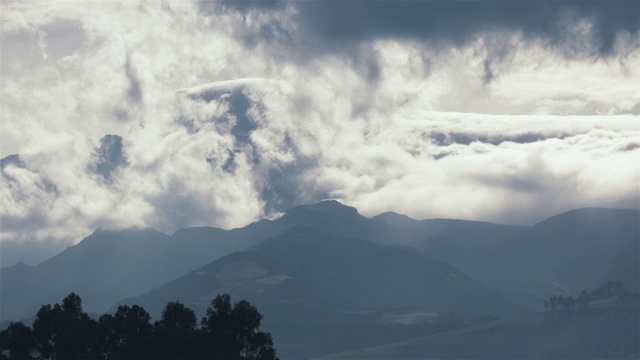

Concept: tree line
[[0, 293, 279, 360], [544, 281, 639, 311]]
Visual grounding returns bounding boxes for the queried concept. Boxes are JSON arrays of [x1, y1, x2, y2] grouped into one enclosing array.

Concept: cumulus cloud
[[0, 0, 638, 246]]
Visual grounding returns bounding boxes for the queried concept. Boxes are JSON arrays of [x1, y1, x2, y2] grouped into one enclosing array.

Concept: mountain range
[[1, 200, 638, 358]]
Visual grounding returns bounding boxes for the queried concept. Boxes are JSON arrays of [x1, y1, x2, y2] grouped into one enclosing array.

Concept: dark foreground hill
[[117, 226, 523, 358], [320, 305, 640, 359]]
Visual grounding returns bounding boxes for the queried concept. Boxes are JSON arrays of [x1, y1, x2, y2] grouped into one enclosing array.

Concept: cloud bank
[[1, 1, 638, 245]]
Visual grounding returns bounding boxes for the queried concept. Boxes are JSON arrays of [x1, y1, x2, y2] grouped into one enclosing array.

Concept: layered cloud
[[1, 1, 638, 245]]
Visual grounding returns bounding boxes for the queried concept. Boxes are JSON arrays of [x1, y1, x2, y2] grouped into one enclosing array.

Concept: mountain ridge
[[2, 201, 637, 325]]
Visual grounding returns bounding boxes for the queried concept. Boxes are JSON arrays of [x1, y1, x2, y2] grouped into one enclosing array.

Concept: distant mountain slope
[[0, 226, 248, 321], [3, 228, 167, 320], [0, 201, 369, 321], [0, 240, 67, 267], [2, 200, 521, 322], [401, 220, 529, 285], [320, 305, 640, 359], [118, 226, 523, 358], [120, 225, 519, 316], [384, 208, 639, 306], [2, 201, 637, 325], [524, 208, 640, 292], [475, 208, 640, 304]]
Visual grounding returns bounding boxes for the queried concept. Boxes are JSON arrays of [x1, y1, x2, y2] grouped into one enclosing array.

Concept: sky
[[1, 0, 639, 248]]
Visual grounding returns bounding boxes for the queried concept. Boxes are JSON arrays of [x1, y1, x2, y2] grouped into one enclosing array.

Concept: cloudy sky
[[1, 0, 639, 249]]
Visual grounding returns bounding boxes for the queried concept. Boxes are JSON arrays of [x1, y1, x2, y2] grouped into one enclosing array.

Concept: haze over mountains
[[1, 200, 638, 358]]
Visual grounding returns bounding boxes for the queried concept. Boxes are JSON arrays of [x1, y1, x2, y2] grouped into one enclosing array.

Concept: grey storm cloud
[[203, 1, 640, 86], [211, 1, 639, 56]]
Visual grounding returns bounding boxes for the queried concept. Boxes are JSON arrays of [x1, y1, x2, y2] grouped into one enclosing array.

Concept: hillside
[[117, 225, 523, 358], [489, 208, 640, 306], [404, 208, 640, 307], [524, 208, 640, 293], [321, 305, 640, 359]]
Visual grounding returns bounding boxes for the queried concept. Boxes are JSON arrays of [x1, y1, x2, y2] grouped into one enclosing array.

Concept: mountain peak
[[81, 227, 168, 248], [8, 261, 34, 270], [372, 211, 418, 225], [285, 200, 358, 216]]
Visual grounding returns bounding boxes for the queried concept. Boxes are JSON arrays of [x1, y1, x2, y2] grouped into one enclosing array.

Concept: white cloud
[[1, 1, 638, 245]]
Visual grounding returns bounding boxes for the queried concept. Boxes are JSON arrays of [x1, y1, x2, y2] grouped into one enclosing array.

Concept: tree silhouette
[[0, 322, 35, 359], [201, 294, 236, 358], [201, 294, 278, 360], [544, 281, 637, 312], [577, 290, 591, 308], [148, 301, 198, 360], [158, 301, 197, 333], [97, 305, 152, 359], [31, 304, 60, 359], [1, 293, 278, 360], [57, 293, 99, 359], [30, 293, 100, 360]]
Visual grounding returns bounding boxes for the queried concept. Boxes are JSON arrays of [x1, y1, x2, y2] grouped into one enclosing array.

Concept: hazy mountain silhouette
[[2, 228, 173, 321], [0, 200, 439, 321], [374, 213, 530, 283], [0, 241, 67, 267], [469, 208, 640, 306], [119, 225, 519, 314], [374, 207, 640, 308], [2, 201, 637, 331], [0, 226, 256, 321], [117, 225, 523, 358], [0, 201, 332, 321], [524, 208, 639, 292]]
